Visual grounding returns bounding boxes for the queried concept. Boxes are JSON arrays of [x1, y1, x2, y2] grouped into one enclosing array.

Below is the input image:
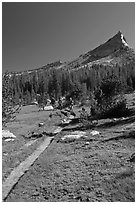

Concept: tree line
[[3, 60, 135, 107]]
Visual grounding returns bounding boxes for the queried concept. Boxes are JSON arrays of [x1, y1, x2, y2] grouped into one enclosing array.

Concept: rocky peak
[[113, 31, 129, 47], [81, 31, 130, 65]]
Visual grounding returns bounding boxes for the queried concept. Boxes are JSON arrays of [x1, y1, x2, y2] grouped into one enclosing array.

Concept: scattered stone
[[61, 131, 86, 141], [4, 138, 15, 142], [44, 106, 54, 111], [38, 122, 44, 127], [72, 131, 86, 135], [112, 118, 118, 122], [68, 115, 75, 120], [61, 119, 71, 125], [61, 135, 81, 140], [2, 130, 16, 139], [90, 130, 100, 136]]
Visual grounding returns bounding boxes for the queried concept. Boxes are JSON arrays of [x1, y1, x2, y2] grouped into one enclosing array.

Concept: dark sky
[[2, 2, 135, 72]]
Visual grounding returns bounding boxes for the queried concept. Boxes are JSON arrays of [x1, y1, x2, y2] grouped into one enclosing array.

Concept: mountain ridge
[[65, 31, 133, 68], [6, 31, 134, 75]]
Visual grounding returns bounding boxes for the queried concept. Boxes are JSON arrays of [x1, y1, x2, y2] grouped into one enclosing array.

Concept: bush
[[99, 96, 130, 119], [90, 76, 132, 119], [67, 82, 83, 101], [99, 75, 123, 100]]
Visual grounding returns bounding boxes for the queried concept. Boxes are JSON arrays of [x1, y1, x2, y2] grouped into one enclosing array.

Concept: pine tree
[[2, 71, 15, 123]]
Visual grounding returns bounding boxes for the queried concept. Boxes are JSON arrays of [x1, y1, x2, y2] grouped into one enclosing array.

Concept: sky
[[2, 2, 135, 72]]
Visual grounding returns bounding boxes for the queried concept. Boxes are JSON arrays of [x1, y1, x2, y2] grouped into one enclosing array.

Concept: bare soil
[[2, 93, 135, 202]]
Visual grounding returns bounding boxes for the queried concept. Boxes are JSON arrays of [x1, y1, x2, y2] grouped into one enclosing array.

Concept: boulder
[[44, 105, 53, 111], [90, 130, 100, 136], [2, 130, 16, 139], [61, 131, 86, 141]]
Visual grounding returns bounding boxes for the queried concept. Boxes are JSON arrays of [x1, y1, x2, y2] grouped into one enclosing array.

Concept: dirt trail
[[2, 136, 53, 201]]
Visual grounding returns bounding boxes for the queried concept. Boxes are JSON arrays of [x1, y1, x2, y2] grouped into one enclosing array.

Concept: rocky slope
[[8, 31, 134, 76], [62, 31, 134, 70]]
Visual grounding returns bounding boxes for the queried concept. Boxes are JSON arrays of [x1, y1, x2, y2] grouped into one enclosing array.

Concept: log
[[101, 130, 135, 142]]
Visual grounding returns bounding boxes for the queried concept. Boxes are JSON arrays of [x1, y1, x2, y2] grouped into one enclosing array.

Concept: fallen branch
[[97, 116, 135, 128], [101, 130, 135, 142]]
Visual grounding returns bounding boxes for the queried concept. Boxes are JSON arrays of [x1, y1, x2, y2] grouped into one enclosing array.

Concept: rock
[[61, 119, 71, 125], [90, 130, 100, 136], [68, 115, 75, 119], [72, 131, 86, 135], [44, 106, 54, 111], [61, 131, 86, 141], [38, 122, 44, 127], [112, 118, 117, 122], [2, 130, 16, 139], [4, 138, 15, 142]]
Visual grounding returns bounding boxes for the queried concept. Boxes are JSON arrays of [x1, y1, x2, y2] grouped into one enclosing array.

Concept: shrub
[[99, 96, 130, 119], [99, 75, 123, 100], [66, 82, 83, 103], [2, 72, 19, 125], [90, 76, 132, 119]]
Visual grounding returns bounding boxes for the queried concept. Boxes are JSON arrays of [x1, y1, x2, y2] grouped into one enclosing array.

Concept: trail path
[[2, 136, 53, 201]]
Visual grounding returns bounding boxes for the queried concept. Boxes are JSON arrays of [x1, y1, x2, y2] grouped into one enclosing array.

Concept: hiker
[[69, 97, 74, 110]]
